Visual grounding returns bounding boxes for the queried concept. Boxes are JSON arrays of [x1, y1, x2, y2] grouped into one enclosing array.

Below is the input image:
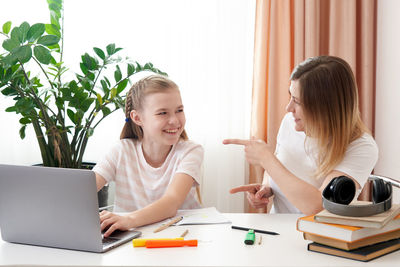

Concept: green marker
[[244, 229, 255, 245]]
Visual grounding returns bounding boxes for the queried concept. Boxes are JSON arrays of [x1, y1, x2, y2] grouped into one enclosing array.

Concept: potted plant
[[0, 0, 166, 205]]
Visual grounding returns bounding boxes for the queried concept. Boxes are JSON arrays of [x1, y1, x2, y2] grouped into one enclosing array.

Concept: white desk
[[1, 213, 399, 266]]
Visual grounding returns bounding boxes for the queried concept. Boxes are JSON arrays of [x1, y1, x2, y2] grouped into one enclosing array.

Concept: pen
[[153, 216, 183, 233], [231, 225, 280, 235]]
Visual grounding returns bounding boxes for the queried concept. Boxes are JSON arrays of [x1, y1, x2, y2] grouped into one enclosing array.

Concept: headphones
[[322, 175, 395, 217]]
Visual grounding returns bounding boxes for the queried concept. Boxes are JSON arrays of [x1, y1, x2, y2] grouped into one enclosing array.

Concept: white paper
[[174, 207, 231, 225]]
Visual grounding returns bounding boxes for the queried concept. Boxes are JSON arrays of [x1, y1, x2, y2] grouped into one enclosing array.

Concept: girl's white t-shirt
[[269, 113, 379, 214], [93, 139, 203, 212]]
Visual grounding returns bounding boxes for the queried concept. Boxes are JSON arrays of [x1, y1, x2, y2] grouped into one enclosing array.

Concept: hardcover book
[[303, 228, 400, 250], [297, 214, 400, 242], [307, 238, 400, 262]]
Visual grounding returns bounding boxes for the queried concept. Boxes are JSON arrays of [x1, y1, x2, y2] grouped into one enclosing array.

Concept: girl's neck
[[141, 140, 173, 168]]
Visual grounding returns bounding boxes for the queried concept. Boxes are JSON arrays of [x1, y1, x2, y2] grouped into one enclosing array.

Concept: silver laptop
[[0, 164, 141, 253]]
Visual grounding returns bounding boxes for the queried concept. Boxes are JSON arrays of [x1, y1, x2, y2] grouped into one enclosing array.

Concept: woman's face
[[286, 80, 305, 132]]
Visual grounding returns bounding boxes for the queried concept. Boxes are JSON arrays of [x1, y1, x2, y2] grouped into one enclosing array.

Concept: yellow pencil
[[153, 216, 183, 233]]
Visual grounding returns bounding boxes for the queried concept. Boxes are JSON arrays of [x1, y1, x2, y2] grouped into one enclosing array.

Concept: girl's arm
[[229, 171, 273, 210], [100, 173, 195, 237], [95, 173, 107, 191]]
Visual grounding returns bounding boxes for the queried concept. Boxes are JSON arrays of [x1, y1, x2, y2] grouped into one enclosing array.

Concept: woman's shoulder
[[349, 133, 378, 151], [345, 132, 379, 161]]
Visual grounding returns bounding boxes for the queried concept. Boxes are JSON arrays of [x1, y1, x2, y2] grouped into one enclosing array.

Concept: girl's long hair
[[120, 75, 188, 140], [290, 56, 368, 178]]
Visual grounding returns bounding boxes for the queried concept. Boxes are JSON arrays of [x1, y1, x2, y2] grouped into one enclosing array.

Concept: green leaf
[[13, 45, 32, 63], [100, 80, 108, 93], [81, 98, 94, 112], [104, 76, 111, 86], [10, 27, 22, 43], [2, 86, 17, 96], [2, 21, 11, 34], [19, 125, 26, 139], [37, 35, 60, 46], [19, 22, 30, 43], [106, 43, 115, 55], [82, 53, 98, 70], [117, 79, 128, 94], [87, 127, 94, 137], [136, 62, 143, 71], [110, 88, 117, 99], [96, 93, 103, 105], [67, 109, 76, 124], [114, 65, 122, 82], [87, 71, 95, 81], [102, 106, 111, 117], [19, 117, 31, 124], [93, 47, 105, 60], [127, 63, 135, 76], [45, 24, 60, 38], [5, 106, 17, 112], [2, 54, 18, 68], [50, 14, 60, 29], [2, 38, 20, 52], [80, 63, 88, 75], [27, 23, 46, 42], [34, 46, 52, 64]]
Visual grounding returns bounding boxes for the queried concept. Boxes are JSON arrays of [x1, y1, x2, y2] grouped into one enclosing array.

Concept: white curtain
[[0, 0, 255, 212]]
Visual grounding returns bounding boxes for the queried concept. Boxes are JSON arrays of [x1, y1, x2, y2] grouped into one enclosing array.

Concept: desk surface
[[1, 213, 399, 267]]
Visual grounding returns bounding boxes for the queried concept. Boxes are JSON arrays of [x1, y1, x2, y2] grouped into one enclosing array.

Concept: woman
[[223, 56, 378, 215]]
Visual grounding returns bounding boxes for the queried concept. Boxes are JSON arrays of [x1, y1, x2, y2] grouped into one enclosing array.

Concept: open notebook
[[173, 207, 231, 225]]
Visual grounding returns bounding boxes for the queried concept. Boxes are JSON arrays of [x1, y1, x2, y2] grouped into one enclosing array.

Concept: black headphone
[[322, 175, 394, 217]]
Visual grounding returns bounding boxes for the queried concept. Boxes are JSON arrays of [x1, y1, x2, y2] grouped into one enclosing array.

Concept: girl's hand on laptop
[[99, 211, 133, 237]]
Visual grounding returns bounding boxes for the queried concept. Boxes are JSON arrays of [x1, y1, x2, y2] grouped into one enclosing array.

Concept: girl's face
[[286, 80, 305, 132], [132, 89, 186, 147]]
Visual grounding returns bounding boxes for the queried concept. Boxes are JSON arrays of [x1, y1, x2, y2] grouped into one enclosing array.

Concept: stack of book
[[296, 203, 400, 262]]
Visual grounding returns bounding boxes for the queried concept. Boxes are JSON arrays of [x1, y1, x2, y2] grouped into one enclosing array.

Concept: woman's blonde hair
[[290, 56, 368, 178], [120, 75, 188, 140]]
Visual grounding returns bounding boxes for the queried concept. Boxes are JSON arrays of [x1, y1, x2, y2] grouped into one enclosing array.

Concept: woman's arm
[[100, 173, 195, 237], [223, 139, 360, 215]]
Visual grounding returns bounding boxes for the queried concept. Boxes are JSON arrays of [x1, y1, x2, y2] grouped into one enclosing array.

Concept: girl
[[94, 75, 203, 237], [224, 56, 378, 215]]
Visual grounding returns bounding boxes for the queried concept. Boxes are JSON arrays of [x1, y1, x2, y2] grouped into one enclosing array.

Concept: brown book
[[307, 238, 400, 262], [297, 214, 400, 242], [303, 228, 400, 250], [315, 203, 400, 228]]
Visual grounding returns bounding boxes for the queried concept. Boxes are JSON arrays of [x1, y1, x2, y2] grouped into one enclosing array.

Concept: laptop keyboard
[[102, 236, 119, 246]]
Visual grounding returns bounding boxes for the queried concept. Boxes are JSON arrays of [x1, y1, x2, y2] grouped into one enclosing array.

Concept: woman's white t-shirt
[[93, 139, 203, 212], [269, 113, 379, 214]]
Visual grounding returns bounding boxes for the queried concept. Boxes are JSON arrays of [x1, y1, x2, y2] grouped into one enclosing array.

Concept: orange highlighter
[[146, 239, 198, 248], [133, 238, 183, 247]]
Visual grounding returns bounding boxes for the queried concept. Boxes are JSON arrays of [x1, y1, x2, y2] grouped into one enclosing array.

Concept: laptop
[[0, 164, 141, 253]]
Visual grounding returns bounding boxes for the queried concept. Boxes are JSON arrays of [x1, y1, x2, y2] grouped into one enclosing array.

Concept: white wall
[[0, 0, 256, 212], [375, 0, 400, 203]]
